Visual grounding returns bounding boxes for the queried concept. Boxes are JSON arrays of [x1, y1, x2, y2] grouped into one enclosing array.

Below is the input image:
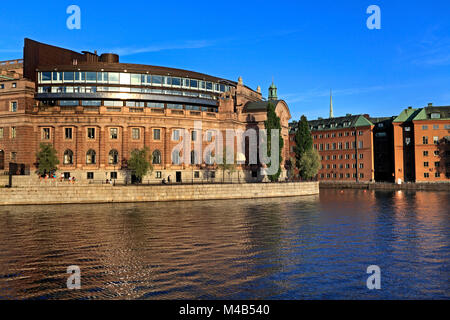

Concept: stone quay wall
[[0, 182, 319, 206], [320, 181, 450, 192]]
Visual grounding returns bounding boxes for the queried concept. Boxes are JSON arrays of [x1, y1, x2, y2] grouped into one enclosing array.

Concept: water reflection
[[0, 190, 448, 300]]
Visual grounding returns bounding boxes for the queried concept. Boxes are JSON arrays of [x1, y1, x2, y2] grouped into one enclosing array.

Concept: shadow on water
[[0, 191, 448, 300]]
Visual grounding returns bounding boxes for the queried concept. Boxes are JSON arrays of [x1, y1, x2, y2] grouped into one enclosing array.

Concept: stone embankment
[[0, 182, 319, 206]]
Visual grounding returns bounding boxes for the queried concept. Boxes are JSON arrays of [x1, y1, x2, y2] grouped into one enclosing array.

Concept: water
[[0, 189, 448, 300]]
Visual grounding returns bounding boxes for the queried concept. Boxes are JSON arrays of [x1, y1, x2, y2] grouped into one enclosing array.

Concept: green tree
[[294, 115, 313, 169], [36, 143, 59, 175], [298, 148, 321, 180], [264, 102, 284, 182], [128, 147, 152, 183], [217, 145, 237, 183]]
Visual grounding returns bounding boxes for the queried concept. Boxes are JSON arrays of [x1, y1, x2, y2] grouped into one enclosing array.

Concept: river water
[[0, 189, 448, 299]]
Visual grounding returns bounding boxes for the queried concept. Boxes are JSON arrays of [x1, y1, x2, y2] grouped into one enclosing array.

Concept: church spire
[[329, 89, 334, 118]]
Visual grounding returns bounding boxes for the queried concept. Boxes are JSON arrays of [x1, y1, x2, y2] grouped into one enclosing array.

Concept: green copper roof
[[412, 106, 450, 121], [393, 108, 421, 122]]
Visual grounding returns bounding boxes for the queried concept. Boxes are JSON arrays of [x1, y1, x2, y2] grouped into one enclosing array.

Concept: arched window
[[63, 149, 73, 165], [109, 149, 119, 165], [172, 149, 181, 165], [152, 150, 161, 165], [86, 149, 96, 164]]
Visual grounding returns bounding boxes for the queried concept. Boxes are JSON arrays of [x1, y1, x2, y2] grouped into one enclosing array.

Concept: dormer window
[[430, 113, 441, 119]]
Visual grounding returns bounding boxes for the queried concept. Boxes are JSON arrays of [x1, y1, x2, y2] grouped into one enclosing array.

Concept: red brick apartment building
[[0, 39, 292, 183], [290, 115, 375, 182], [289, 105, 449, 183], [393, 104, 450, 182]]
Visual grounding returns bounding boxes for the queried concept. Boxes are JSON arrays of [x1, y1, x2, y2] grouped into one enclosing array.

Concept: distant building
[[289, 104, 450, 183], [393, 104, 450, 182], [290, 114, 375, 182]]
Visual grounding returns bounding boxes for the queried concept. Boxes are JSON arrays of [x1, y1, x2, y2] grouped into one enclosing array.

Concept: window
[[0, 84, 4, 89], [148, 102, 164, 109], [152, 150, 161, 165], [87, 128, 95, 139], [104, 100, 123, 107], [404, 127, 411, 132], [12, 83, 17, 88], [87, 172, 94, 180], [82, 100, 101, 107], [65, 128, 73, 139], [359, 163, 364, 169], [359, 173, 364, 179], [433, 136, 439, 144], [64, 172, 71, 179], [435, 172, 440, 178], [132, 128, 140, 140], [194, 171, 200, 178], [190, 150, 199, 165], [435, 161, 440, 167], [110, 128, 118, 139], [430, 113, 441, 119], [424, 162, 429, 167], [434, 150, 439, 156], [11, 152, 17, 161], [358, 141, 363, 148], [172, 129, 180, 141], [86, 150, 96, 164], [445, 125, 450, 129], [172, 149, 181, 165], [153, 129, 161, 140], [11, 127, 16, 138], [42, 128, 50, 140], [191, 130, 197, 141], [0, 128, 3, 139], [423, 151, 428, 156], [156, 171, 162, 179], [424, 173, 429, 178], [109, 150, 119, 165], [423, 136, 428, 144], [110, 172, 118, 179], [63, 150, 74, 165], [422, 125, 428, 130], [433, 125, 439, 130], [10, 101, 17, 112], [359, 154, 364, 159]]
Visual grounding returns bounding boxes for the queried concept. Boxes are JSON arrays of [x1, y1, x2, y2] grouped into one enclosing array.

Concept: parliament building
[[0, 39, 292, 183]]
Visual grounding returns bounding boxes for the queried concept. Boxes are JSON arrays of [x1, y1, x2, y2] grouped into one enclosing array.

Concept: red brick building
[[393, 104, 450, 182], [289, 115, 375, 182], [0, 39, 292, 183]]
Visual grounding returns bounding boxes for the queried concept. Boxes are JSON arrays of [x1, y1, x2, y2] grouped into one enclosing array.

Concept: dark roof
[[243, 100, 280, 113], [413, 106, 450, 121], [289, 115, 373, 133]]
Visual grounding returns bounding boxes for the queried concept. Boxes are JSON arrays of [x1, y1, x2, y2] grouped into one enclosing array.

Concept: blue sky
[[0, 0, 449, 121]]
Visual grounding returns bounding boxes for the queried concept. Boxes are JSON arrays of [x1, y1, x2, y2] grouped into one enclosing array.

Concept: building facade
[[290, 115, 375, 182], [0, 39, 291, 183], [289, 105, 449, 183]]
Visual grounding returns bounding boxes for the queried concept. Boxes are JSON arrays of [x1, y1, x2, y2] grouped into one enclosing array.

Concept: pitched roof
[[243, 100, 281, 113], [393, 107, 421, 122], [412, 106, 450, 121]]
